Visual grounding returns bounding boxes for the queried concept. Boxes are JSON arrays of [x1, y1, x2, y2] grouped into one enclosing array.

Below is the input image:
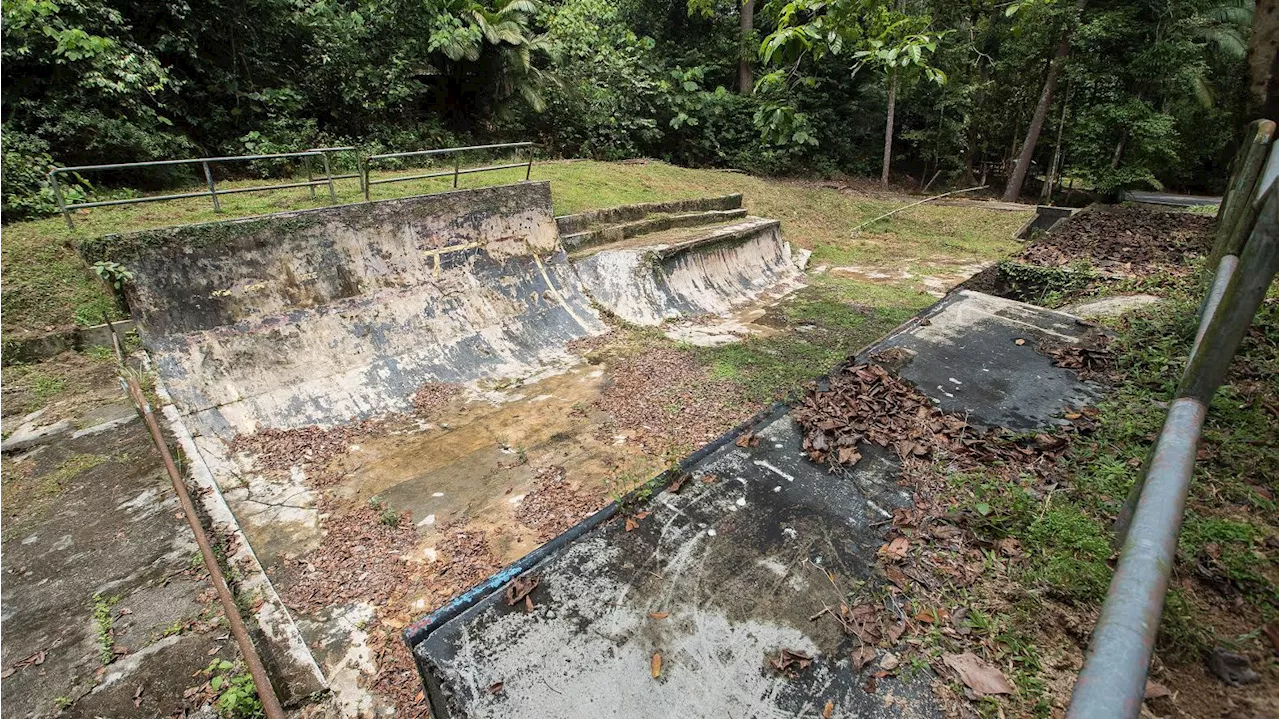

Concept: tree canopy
[[1, 0, 1271, 218]]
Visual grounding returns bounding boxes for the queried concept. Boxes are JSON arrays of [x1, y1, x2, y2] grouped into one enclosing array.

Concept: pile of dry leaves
[[1020, 206, 1214, 274], [592, 346, 760, 455], [411, 382, 462, 417], [280, 498, 419, 615], [793, 362, 1074, 475], [230, 420, 381, 487], [513, 465, 604, 541]]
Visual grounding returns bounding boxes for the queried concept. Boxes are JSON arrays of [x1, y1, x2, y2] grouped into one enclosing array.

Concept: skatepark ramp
[[82, 182, 803, 439], [82, 182, 606, 438]]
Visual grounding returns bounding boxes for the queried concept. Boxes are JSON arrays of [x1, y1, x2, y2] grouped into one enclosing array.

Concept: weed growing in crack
[[91, 592, 120, 664]]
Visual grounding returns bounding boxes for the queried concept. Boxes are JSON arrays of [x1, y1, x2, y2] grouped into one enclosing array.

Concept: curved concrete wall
[[109, 183, 606, 437]]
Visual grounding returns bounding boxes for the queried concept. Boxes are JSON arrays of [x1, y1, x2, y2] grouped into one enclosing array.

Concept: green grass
[[1, 159, 1029, 333]]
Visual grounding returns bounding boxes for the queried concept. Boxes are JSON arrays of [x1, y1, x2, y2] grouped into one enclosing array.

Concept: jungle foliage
[[1, 0, 1270, 218]]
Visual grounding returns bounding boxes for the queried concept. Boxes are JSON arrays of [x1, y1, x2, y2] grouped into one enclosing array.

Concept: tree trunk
[[738, 0, 755, 95], [1043, 97, 1069, 202], [881, 70, 898, 188], [1246, 0, 1278, 121], [1109, 131, 1127, 169], [1001, 0, 1085, 202]]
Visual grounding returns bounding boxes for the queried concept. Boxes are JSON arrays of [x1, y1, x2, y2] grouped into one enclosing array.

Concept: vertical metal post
[[526, 144, 534, 181], [321, 153, 337, 203], [306, 155, 316, 199], [453, 154, 460, 188], [364, 158, 372, 202], [49, 170, 73, 229], [202, 162, 221, 212], [356, 154, 366, 196]]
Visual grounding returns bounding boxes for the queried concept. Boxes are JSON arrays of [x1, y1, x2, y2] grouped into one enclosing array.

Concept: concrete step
[[555, 193, 742, 237], [561, 208, 748, 251]]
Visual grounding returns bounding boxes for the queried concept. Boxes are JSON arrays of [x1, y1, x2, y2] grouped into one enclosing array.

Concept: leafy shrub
[[1, 129, 86, 221]]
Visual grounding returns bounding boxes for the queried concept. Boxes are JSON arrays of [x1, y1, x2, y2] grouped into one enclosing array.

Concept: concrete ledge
[[1015, 204, 1083, 240], [562, 208, 749, 251], [1, 319, 135, 366], [555, 194, 743, 235]]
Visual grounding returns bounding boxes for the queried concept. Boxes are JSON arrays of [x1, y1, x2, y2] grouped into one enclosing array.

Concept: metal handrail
[[363, 142, 535, 201], [49, 150, 335, 229], [1065, 145, 1279, 718], [46, 142, 536, 228]]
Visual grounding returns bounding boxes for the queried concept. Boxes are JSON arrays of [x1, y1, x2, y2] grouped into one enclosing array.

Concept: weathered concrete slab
[[415, 413, 934, 719], [875, 290, 1097, 430], [571, 218, 803, 326], [93, 183, 606, 437], [410, 290, 1098, 719]]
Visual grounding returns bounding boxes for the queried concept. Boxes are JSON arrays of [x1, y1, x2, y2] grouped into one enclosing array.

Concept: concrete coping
[[554, 194, 743, 235]]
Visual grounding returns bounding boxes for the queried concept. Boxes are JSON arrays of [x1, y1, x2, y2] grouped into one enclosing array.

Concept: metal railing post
[[526, 144, 534, 181], [321, 152, 337, 203], [453, 154, 460, 188], [202, 162, 221, 212], [1070, 188, 1279, 719], [356, 154, 365, 196], [364, 157, 372, 202], [49, 170, 73, 229], [306, 156, 316, 199]]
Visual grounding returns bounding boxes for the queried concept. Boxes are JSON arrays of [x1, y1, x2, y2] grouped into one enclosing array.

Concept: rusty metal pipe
[[120, 376, 286, 719], [1066, 397, 1206, 719]]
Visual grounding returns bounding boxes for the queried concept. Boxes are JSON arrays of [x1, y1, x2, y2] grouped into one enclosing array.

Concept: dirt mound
[[1020, 206, 1214, 271]]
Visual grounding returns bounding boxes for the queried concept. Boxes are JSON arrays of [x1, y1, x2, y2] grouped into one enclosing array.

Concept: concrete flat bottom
[[412, 290, 1099, 718]]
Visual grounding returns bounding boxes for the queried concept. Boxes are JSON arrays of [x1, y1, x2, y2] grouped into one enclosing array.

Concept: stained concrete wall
[[572, 219, 800, 325], [112, 183, 606, 437]]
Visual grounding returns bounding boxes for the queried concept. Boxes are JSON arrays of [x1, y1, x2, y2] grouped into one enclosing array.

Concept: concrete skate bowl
[[83, 183, 605, 438], [79, 180, 805, 707]]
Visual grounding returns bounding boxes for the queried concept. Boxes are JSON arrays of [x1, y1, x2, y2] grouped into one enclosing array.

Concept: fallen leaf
[[207, 647, 219, 656], [487, 682, 503, 695], [635, 511, 649, 520], [700, 474, 718, 484], [668, 473, 691, 493], [133, 684, 144, 708], [943, 652, 1015, 696], [850, 646, 877, 671], [823, 700, 834, 718], [914, 608, 937, 624], [505, 575, 539, 606], [649, 612, 669, 620], [879, 537, 910, 561], [879, 653, 900, 671], [0, 668, 15, 679], [651, 652, 662, 679], [625, 517, 638, 532], [1014, 338, 1026, 346], [524, 595, 534, 613], [883, 566, 910, 591], [1144, 680, 1169, 700], [735, 432, 759, 448], [415, 689, 426, 702], [1064, 411, 1082, 420]]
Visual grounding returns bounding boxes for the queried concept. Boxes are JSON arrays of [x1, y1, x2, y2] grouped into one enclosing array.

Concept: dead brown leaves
[[591, 346, 760, 455], [505, 574, 540, 613], [513, 465, 603, 541], [1020, 207, 1214, 274], [410, 382, 462, 417], [768, 648, 815, 677], [942, 652, 1015, 697], [231, 420, 381, 488], [793, 363, 1074, 475]]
